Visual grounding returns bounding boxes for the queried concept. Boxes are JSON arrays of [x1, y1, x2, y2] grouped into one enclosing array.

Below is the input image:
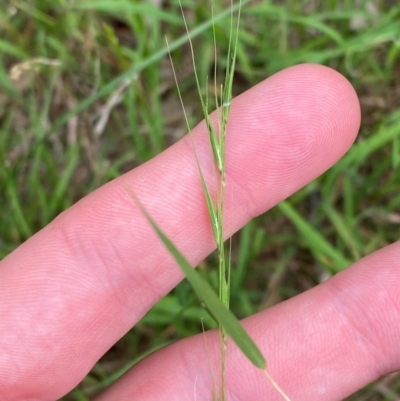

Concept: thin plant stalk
[[164, 1, 292, 400], [175, 1, 242, 398]]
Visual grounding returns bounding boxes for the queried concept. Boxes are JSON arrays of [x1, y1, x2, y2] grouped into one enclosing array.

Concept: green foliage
[[134, 196, 266, 369], [1, 0, 400, 399]]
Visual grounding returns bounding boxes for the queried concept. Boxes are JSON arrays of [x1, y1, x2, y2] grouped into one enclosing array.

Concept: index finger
[[0, 64, 360, 400]]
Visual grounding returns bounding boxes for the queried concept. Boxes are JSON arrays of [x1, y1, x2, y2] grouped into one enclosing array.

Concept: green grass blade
[[339, 111, 400, 168], [2, 170, 32, 239], [49, 146, 80, 217], [325, 110, 400, 189], [73, 1, 182, 24], [133, 194, 266, 370], [278, 200, 351, 271], [0, 39, 28, 59], [322, 203, 361, 261]]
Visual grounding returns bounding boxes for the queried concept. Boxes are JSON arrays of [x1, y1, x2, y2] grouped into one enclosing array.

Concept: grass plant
[[1, 0, 400, 400], [160, 1, 291, 399]]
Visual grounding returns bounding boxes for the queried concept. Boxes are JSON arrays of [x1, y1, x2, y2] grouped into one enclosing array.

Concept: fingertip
[[270, 63, 361, 144], [300, 63, 361, 134], [225, 63, 361, 218]]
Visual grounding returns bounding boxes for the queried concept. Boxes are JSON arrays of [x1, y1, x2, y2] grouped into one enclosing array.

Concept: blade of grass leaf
[[73, 1, 182, 24], [278, 200, 351, 271], [0, 39, 28, 59], [130, 192, 266, 370], [322, 203, 361, 261], [2, 169, 32, 239]]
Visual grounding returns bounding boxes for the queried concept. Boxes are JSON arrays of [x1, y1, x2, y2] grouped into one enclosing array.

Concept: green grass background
[[1, 0, 400, 399]]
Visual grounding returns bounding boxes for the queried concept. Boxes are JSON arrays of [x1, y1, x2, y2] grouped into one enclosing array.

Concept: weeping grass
[[148, 1, 292, 399]]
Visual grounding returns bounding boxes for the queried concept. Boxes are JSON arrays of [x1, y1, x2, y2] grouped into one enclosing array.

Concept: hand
[[1, 64, 396, 401]]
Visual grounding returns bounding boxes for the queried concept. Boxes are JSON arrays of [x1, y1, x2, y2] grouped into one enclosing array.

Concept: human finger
[[94, 241, 400, 401], [0, 64, 360, 400]]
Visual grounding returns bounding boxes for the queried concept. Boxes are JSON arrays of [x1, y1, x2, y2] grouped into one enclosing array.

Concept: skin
[[0, 64, 399, 401]]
